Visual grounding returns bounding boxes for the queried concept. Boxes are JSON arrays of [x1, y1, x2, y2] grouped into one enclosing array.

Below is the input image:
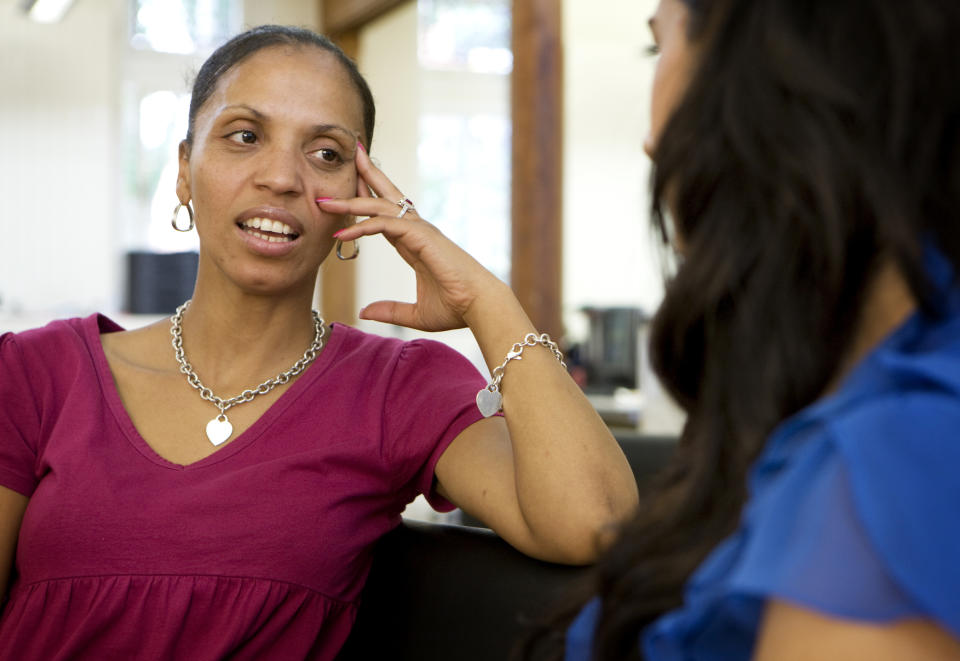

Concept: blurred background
[[0, 0, 683, 437]]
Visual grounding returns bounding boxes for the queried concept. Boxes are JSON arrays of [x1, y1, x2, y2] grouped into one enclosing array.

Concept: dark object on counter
[[125, 251, 198, 315], [579, 306, 648, 393]]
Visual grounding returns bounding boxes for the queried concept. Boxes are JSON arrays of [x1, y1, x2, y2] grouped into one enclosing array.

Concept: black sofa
[[337, 434, 677, 661]]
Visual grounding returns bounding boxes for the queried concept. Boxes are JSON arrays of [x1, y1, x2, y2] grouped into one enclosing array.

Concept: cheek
[[312, 167, 357, 198], [647, 47, 693, 155], [648, 62, 676, 150], [191, 161, 234, 201]]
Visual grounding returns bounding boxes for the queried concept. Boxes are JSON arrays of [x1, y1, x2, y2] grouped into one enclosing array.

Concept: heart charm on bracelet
[[205, 415, 233, 446], [476, 388, 503, 418]]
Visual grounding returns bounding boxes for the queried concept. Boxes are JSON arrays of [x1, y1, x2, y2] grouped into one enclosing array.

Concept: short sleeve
[[732, 395, 960, 637], [382, 339, 489, 511], [832, 392, 960, 635], [0, 333, 41, 496], [735, 447, 919, 622]]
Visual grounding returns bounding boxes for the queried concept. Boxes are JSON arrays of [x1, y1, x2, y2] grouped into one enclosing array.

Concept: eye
[[227, 129, 258, 144], [645, 43, 661, 57], [309, 147, 344, 167]]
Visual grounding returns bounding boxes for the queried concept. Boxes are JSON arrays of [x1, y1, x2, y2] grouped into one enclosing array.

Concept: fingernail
[[332, 229, 345, 238], [356, 141, 366, 153], [316, 197, 333, 203]]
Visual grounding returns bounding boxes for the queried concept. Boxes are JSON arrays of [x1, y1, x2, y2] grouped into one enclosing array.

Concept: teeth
[[241, 217, 296, 236], [244, 229, 293, 243]]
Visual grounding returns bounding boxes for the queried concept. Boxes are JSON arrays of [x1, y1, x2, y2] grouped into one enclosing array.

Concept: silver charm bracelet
[[476, 333, 566, 417]]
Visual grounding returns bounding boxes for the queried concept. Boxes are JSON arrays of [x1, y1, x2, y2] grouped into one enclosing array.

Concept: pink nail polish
[[356, 141, 366, 153], [316, 197, 332, 203], [332, 229, 345, 238]]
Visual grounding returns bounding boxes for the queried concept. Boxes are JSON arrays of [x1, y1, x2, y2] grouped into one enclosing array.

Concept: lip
[[234, 206, 305, 257]]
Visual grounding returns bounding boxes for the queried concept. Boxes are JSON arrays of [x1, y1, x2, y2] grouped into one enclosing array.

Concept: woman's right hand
[[318, 143, 513, 333]]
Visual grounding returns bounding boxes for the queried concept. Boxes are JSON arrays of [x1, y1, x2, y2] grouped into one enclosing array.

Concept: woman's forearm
[[465, 285, 640, 563]]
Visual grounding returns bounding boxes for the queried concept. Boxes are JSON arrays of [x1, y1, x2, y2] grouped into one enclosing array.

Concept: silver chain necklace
[[170, 300, 326, 446]]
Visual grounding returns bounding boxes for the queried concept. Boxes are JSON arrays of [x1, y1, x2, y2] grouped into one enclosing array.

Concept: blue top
[[566, 248, 960, 660]]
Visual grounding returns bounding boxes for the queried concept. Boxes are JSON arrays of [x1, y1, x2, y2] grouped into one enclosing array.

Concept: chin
[[239, 268, 319, 298]]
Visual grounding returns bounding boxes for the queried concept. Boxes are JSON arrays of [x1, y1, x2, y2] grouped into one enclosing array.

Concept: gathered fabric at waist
[[0, 573, 357, 661]]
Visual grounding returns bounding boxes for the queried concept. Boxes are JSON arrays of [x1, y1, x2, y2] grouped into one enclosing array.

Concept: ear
[[176, 140, 192, 203]]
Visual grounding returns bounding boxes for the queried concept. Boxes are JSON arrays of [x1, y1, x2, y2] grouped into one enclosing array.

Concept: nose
[[252, 142, 305, 197], [643, 133, 656, 159]]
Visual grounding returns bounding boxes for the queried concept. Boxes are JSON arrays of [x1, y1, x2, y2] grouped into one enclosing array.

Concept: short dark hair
[[184, 25, 376, 149]]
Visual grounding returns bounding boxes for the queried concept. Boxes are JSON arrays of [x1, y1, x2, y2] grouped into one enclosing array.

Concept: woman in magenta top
[[0, 26, 639, 660]]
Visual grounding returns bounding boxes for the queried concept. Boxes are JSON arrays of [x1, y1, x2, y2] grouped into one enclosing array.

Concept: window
[[130, 0, 241, 54], [418, 114, 510, 282], [418, 0, 512, 74], [417, 0, 511, 282], [120, 0, 242, 254]]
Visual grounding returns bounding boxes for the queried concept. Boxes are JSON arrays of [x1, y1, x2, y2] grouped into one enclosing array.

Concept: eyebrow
[[221, 104, 358, 141]]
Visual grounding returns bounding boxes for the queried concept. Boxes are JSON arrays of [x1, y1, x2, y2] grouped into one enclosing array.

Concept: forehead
[[200, 46, 364, 135]]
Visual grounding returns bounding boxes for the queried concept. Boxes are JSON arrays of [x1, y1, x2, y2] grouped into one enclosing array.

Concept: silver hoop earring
[[171, 202, 195, 232], [336, 239, 359, 261]]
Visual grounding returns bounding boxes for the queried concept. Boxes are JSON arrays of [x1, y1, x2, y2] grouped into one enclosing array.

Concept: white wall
[[345, 3, 498, 377], [0, 0, 120, 320], [353, 2, 422, 337], [244, 0, 318, 31], [563, 0, 663, 331], [563, 0, 684, 434]]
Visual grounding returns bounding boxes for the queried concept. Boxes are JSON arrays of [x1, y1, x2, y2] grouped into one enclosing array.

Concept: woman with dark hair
[[549, 0, 960, 658], [0, 25, 638, 660], [332, 0, 960, 657]]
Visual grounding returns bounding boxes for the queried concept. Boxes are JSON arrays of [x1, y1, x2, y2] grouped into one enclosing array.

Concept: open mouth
[[239, 218, 301, 243]]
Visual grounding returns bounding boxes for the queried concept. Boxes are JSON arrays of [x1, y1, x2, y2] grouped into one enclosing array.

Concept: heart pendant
[[476, 388, 502, 418], [205, 415, 233, 446]]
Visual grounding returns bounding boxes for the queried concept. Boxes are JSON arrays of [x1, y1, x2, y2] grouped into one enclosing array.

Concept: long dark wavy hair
[[524, 0, 960, 658]]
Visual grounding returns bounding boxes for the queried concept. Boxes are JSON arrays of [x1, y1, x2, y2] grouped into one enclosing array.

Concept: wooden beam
[[323, 0, 408, 37], [511, 0, 564, 338]]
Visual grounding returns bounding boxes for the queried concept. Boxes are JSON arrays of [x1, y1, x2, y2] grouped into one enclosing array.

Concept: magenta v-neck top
[[0, 314, 488, 660]]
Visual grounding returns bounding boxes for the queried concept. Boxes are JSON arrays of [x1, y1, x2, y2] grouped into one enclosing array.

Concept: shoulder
[[796, 300, 960, 487], [824, 392, 960, 623], [1, 314, 117, 413], [738, 358, 960, 636], [824, 306, 960, 496], [829, 389, 960, 479], [2, 314, 112, 367]]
